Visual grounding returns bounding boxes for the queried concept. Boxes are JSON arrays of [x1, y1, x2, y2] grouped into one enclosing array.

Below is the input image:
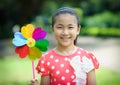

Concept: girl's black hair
[[51, 7, 80, 45], [52, 7, 80, 27]]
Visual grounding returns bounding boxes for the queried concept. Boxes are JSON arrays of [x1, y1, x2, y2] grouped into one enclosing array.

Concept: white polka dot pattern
[[64, 57, 68, 61], [66, 69, 69, 73], [61, 76, 65, 80], [51, 66, 55, 70], [47, 62, 50, 66], [78, 51, 81, 54], [60, 64, 64, 67], [36, 47, 99, 85], [50, 55, 54, 59], [55, 59, 59, 62], [41, 60, 44, 64], [56, 70, 60, 75], [41, 68, 44, 72], [67, 82, 71, 85], [71, 75, 75, 79]]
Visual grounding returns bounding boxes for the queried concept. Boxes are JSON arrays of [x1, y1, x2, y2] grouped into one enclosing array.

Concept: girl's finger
[[29, 79, 39, 85]]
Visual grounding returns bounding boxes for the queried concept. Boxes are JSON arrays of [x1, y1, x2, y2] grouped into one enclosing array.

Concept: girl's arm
[[87, 69, 97, 85], [40, 75, 50, 85]]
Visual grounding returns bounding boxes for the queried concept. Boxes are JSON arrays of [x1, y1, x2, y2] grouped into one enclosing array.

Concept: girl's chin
[[58, 42, 73, 47]]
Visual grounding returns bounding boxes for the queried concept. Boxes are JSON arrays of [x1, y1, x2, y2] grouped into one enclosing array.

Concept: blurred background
[[0, 0, 120, 85]]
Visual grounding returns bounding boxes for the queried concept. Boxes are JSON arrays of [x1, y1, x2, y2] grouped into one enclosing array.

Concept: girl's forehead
[[54, 13, 77, 23]]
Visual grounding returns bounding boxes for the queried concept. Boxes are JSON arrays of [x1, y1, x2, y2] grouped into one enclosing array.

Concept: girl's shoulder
[[77, 47, 89, 54], [77, 47, 99, 69], [77, 47, 95, 56], [77, 47, 96, 60]]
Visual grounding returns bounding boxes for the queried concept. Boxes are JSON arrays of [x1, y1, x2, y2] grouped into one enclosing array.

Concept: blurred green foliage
[[0, 0, 120, 39], [31, 9, 120, 37], [81, 27, 120, 37], [83, 11, 120, 28]]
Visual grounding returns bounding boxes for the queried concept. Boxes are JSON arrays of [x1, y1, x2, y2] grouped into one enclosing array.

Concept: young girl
[[29, 7, 99, 85]]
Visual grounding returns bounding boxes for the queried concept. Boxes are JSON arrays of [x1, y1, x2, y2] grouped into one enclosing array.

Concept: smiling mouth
[[60, 37, 71, 41]]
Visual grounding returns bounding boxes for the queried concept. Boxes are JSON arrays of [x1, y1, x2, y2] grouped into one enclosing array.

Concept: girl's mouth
[[60, 37, 71, 41]]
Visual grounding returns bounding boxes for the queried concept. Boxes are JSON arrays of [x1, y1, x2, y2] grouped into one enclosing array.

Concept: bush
[[80, 27, 120, 37], [83, 11, 120, 28]]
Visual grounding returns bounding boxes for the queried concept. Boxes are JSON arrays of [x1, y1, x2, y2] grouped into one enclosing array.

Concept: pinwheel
[[12, 24, 49, 79]]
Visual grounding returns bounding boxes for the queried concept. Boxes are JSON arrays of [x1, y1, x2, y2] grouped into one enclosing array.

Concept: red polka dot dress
[[36, 47, 99, 85]]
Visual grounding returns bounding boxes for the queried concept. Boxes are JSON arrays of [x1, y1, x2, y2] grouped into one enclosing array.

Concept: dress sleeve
[[36, 55, 49, 76], [88, 52, 99, 69], [82, 52, 99, 73]]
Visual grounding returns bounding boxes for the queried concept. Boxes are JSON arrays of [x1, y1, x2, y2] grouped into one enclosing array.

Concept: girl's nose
[[62, 29, 69, 35]]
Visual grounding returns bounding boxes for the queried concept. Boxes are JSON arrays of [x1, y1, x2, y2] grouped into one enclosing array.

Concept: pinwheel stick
[[32, 60, 36, 79]]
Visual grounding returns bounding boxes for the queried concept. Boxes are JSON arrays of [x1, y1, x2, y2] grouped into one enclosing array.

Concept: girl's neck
[[55, 45, 77, 56]]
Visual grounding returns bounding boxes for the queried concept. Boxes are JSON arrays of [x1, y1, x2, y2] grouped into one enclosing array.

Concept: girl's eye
[[57, 27, 62, 29], [69, 27, 74, 29]]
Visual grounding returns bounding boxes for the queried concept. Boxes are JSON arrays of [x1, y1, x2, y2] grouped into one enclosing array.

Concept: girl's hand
[[29, 79, 39, 85]]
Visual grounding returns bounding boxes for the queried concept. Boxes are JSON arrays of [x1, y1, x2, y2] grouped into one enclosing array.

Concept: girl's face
[[52, 13, 80, 47]]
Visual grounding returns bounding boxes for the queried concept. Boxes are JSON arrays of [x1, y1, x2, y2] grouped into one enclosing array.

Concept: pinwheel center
[[26, 38, 35, 47]]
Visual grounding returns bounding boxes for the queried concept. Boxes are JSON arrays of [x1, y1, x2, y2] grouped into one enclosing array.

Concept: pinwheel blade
[[29, 47, 42, 60], [21, 24, 34, 39], [32, 27, 47, 41], [15, 45, 29, 58], [35, 39, 49, 52], [12, 32, 27, 46]]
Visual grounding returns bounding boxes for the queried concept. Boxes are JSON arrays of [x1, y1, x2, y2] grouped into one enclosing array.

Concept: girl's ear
[[77, 25, 81, 35], [52, 27, 54, 32], [50, 25, 54, 32]]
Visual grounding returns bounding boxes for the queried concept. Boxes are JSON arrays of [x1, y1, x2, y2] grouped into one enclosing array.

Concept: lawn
[[0, 56, 120, 85]]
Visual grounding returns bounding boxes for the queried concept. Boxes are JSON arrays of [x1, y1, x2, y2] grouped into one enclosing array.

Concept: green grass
[[0, 56, 39, 85], [0, 56, 120, 85], [96, 67, 120, 85]]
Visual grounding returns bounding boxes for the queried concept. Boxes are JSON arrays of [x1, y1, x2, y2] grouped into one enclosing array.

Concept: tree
[[0, 0, 44, 39]]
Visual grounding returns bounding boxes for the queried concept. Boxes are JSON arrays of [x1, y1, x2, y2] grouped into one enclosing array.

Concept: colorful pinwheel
[[12, 24, 49, 79]]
